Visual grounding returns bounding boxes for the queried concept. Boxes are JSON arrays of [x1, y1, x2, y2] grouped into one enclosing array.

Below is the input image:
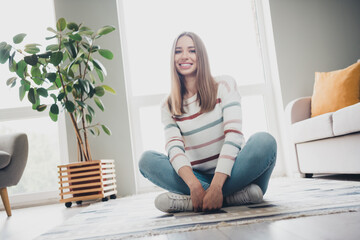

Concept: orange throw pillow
[[311, 62, 360, 117]]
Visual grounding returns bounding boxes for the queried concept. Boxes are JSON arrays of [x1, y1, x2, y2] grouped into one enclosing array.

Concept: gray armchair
[[0, 133, 28, 217]]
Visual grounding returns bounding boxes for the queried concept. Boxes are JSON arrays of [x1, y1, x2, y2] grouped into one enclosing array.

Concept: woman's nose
[[180, 51, 189, 59]]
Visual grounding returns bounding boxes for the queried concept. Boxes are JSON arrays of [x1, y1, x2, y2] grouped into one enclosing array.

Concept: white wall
[[54, 0, 136, 196], [269, 0, 360, 107]]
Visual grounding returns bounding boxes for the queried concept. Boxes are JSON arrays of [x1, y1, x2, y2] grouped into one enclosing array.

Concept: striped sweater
[[161, 75, 245, 176]]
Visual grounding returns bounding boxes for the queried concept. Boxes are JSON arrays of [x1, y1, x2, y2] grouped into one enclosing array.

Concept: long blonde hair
[[168, 32, 218, 116]]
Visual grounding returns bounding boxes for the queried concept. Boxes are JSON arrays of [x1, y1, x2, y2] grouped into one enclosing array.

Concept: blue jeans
[[138, 132, 277, 196]]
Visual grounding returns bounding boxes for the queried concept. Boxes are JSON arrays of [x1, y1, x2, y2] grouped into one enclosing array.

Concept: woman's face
[[174, 36, 197, 77]]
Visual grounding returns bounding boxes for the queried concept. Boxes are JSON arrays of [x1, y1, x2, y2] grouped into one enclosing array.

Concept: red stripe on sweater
[[173, 98, 222, 122], [165, 138, 184, 149], [191, 154, 219, 166], [170, 153, 186, 163], [185, 135, 225, 150], [224, 129, 243, 135], [219, 155, 236, 161]]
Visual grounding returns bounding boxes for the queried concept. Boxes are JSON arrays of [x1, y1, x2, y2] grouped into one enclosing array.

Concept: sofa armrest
[[0, 133, 28, 188], [285, 97, 312, 124]]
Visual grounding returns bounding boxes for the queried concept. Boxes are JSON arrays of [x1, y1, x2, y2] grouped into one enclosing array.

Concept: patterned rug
[[36, 177, 360, 240]]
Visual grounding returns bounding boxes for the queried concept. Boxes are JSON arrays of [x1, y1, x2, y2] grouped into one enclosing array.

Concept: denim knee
[[250, 132, 277, 165], [138, 150, 157, 174]]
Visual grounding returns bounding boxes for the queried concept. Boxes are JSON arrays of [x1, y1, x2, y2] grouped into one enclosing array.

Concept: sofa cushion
[[291, 112, 334, 143], [333, 102, 360, 136], [311, 62, 360, 118], [0, 150, 11, 169]]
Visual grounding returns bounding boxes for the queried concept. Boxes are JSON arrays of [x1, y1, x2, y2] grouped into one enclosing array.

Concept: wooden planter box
[[58, 159, 117, 207]]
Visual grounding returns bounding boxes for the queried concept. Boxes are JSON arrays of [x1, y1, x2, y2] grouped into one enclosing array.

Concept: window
[[119, 0, 281, 192], [0, 0, 65, 203]]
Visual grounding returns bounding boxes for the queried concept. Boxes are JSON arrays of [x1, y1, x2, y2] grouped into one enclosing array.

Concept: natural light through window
[[0, 0, 61, 197]]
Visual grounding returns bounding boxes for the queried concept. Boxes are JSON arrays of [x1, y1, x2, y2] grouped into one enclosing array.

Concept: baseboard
[[0, 191, 59, 211]]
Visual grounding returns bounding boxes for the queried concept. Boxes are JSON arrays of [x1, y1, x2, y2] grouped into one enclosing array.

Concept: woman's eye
[[190, 50, 196, 53], [175, 50, 181, 54]]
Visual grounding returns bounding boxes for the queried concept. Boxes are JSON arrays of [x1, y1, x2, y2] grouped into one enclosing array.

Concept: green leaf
[[24, 47, 40, 54], [92, 59, 107, 76], [25, 43, 41, 48], [69, 33, 82, 41], [95, 68, 104, 82], [47, 27, 58, 34], [31, 66, 42, 77], [98, 49, 113, 60], [67, 22, 79, 31], [6, 77, 17, 86], [50, 51, 63, 66], [13, 33, 27, 44], [50, 93, 57, 103], [85, 114, 92, 124], [16, 60, 27, 79], [64, 41, 77, 58], [21, 79, 31, 91], [91, 126, 100, 136], [28, 88, 36, 104], [102, 85, 116, 94], [94, 86, 105, 96], [50, 104, 59, 114], [101, 124, 111, 135], [24, 54, 38, 66], [57, 92, 65, 101], [56, 18, 66, 32], [36, 104, 47, 112], [66, 85, 73, 93], [32, 96, 40, 110], [65, 100, 75, 112], [75, 100, 86, 109], [96, 25, 115, 36], [45, 35, 57, 40], [94, 97, 104, 111], [9, 52, 16, 72], [46, 44, 59, 51], [87, 105, 95, 117], [0, 44, 11, 64], [49, 111, 58, 122], [37, 88, 48, 97], [79, 79, 90, 93], [46, 73, 57, 82], [19, 85, 26, 101], [90, 45, 99, 53]]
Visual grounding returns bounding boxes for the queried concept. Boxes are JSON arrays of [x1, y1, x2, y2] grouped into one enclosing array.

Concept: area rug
[[36, 177, 360, 240]]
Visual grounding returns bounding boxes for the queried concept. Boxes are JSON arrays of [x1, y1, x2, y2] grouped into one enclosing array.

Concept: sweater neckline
[[184, 93, 197, 103]]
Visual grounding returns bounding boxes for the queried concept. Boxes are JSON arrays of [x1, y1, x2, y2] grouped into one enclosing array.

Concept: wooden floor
[[1, 175, 360, 240], [1, 202, 360, 239]]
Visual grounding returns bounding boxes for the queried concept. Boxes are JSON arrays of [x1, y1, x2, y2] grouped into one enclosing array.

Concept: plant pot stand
[[58, 159, 117, 208]]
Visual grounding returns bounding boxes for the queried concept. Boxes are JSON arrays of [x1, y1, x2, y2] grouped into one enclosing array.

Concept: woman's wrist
[[178, 166, 203, 191], [210, 172, 228, 189]]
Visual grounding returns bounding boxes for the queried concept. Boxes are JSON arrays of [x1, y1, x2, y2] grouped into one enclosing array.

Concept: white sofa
[[285, 97, 360, 177]]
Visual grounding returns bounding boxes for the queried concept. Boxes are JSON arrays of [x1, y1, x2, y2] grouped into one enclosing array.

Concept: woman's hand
[[178, 166, 205, 212], [202, 172, 228, 211], [190, 183, 206, 212], [202, 185, 223, 211]]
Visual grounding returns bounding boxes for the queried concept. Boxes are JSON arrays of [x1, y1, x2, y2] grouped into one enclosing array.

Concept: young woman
[[139, 32, 277, 213]]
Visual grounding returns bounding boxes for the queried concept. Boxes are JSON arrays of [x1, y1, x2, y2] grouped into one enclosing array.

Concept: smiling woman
[[0, 0, 64, 206]]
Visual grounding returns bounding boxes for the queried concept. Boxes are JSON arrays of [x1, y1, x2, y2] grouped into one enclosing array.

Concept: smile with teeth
[[179, 63, 193, 69]]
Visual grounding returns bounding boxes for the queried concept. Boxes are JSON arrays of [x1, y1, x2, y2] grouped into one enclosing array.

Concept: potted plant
[[0, 17, 117, 207]]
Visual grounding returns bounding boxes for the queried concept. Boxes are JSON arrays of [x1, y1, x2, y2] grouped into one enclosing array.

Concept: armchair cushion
[[333, 102, 360, 136], [0, 150, 11, 169], [291, 112, 334, 143], [311, 62, 360, 118]]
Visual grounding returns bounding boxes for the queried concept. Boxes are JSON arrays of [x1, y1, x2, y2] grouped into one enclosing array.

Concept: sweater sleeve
[[215, 76, 245, 176], [161, 100, 192, 174]]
